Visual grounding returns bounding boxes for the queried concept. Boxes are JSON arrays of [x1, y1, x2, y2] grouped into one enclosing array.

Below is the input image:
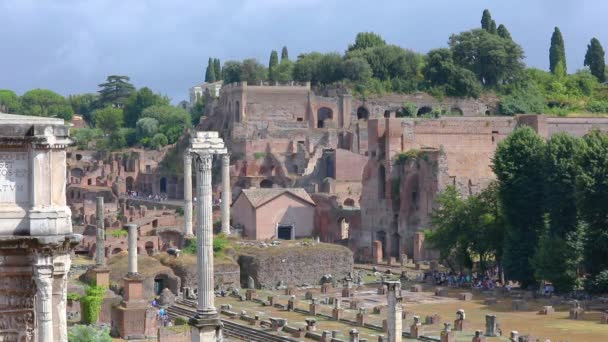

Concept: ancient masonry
[[0, 113, 81, 342], [187, 132, 227, 341]]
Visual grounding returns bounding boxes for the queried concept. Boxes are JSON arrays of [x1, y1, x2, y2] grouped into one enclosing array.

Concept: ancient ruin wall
[[237, 243, 353, 288]]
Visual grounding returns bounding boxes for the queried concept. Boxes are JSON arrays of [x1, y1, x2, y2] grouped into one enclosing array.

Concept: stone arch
[[112, 248, 123, 255], [450, 107, 464, 115], [145, 241, 155, 256], [357, 106, 369, 120], [343, 198, 355, 207], [384, 110, 391, 118], [339, 217, 350, 240], [126, 176, 135, 192], [160, 177, 167, 193], [87, 178, 92, 186], [71, 168, 84, 179], [378, 165, 386, 199], [317, 107, 333, 128], [234, 101, 240, 123], [391, 233, 401, 258], [260, 179, 274, 188], [376, 230, 387, 260], [417, 106, 433, 116]]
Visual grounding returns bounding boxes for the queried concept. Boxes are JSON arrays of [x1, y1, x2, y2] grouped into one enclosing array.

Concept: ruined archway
[[357, 106, 369, 120], [317, 107, 333, 128], [450, 107, 464, 116], [339, 218, 350, 240], [145, 241, 154, 256], [112, 248, 123, 255], [160, 177, 167, 193], [126, 176, 134, 192], [391, 233, 401, 258], [417, 106, 432, 117], [343, 198, 355, 207], [260, 179, 274, 188], [235, 101, 240, 123], [378, 165, 386, 199]]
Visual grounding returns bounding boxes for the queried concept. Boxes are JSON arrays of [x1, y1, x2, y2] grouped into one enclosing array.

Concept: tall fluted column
[[55, 254, 72, 342], [195, 153, 216, 315], [127, 224, 138, 275], [34, 255, 54, 342], [220, 153, 231, 235], [386, 281, 403, 342], [95, 197, 106, 266], [184, 151, 194, 236]]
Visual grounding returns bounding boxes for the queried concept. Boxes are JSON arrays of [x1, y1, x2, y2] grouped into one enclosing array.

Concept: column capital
[[221, 153, 231, 164], [195, 153, 213, 171], [184, 149, 193, 162]]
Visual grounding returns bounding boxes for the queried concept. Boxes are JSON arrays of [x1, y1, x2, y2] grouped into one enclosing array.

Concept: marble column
[[195, 153, 216, 315], [127, 224, 138, 275], [220, 153, 231, 235], [55, 254, 72, 342], [95, 197, 106, 266], [386, 281, 403, 342], [184, 151, 194, 236], [34, 255, 54, 342]]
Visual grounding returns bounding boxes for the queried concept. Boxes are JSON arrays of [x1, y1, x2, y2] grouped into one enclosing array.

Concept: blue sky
[[0, 0, 606, 103]]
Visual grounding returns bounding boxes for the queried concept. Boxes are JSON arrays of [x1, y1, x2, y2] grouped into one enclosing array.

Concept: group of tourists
[[124, 190, 169, 202]]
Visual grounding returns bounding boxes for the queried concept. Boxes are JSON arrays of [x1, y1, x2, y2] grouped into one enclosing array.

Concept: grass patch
[[108, 229, 127, 238]]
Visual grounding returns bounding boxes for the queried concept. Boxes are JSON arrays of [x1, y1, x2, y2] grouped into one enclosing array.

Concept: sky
[[0, 0, 607, 103]]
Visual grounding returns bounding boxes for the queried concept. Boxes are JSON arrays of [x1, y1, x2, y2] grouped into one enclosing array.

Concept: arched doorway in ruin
[[112, 248, 123, 255], [357, 106, 369, 120], [343, 198, 355, 207], [317, 107, 333, 128], [378, 165, 386, 199], [145, 241, 154, 256], [417, 106, 433, 117], [450, 107, 464, 116], [260, 179, 274, 188], [391, 233, 401, 258], [126, 176, 134, 192], [376, 231, 387, 260], [160, 177, 167, 193]]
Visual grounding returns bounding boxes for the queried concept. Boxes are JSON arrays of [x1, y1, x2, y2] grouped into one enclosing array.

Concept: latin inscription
[[0, 152, 28, 204]]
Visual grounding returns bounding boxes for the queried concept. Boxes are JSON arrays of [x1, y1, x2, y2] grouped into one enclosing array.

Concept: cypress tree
[[205, 58, 216, 83], [481, 9, 493, 31], [584, 38, 606, 82], [281, 46, 289, 61], [214, 59, 221, 81], [497, 24, 512, 40], [489, 20, 497, 34], [268, 50, 279, 81], [550, 27, 567, 77]]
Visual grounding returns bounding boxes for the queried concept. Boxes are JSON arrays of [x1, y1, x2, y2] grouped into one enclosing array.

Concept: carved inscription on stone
[[0, 152, 29, 204]]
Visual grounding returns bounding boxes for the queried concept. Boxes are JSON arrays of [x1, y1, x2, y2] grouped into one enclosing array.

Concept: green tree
[[150, 133, 169, 149], [205, 58, 216, 83], [97, 75, 135, 108], [68, 93, 98, 122], [190, 96, 206, 125], [214, 58, 222, 81], [141, 105, 191, 144], [343, 57, 373, 82], [449, 29, 525, 86], [550, 27, 567, 77], [93, 107, 124, 134], [584, 38, 606, 82], [136, 117, 159, 139], [317, 53, 344, 84], [123, 87, 169, 127], [222, 61, 242, 84], [576, 129, 608, 276], [268, 50, 279, 82], [21, 89, 74, 120], [497, 24, 512, 40], [293, 52, 323, 82], [347, 32, 386, 52], [71, 128, 103, 149], [68, 325, 111, 342], [492, 126, 546, 288], [0, 89, 21, 113], [274, 59, 294, 83], [532, 133, 585, 292], [281, 46, 289, 61], [423, 48, 482, 98], [481, 9, 493, 31], [347, 45, 423, 83], [240, 59, 267, 84]]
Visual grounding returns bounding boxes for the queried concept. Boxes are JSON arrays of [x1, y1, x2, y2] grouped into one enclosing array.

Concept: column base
[[189, 314, 222, 342], [91, 266, 110, 288]]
